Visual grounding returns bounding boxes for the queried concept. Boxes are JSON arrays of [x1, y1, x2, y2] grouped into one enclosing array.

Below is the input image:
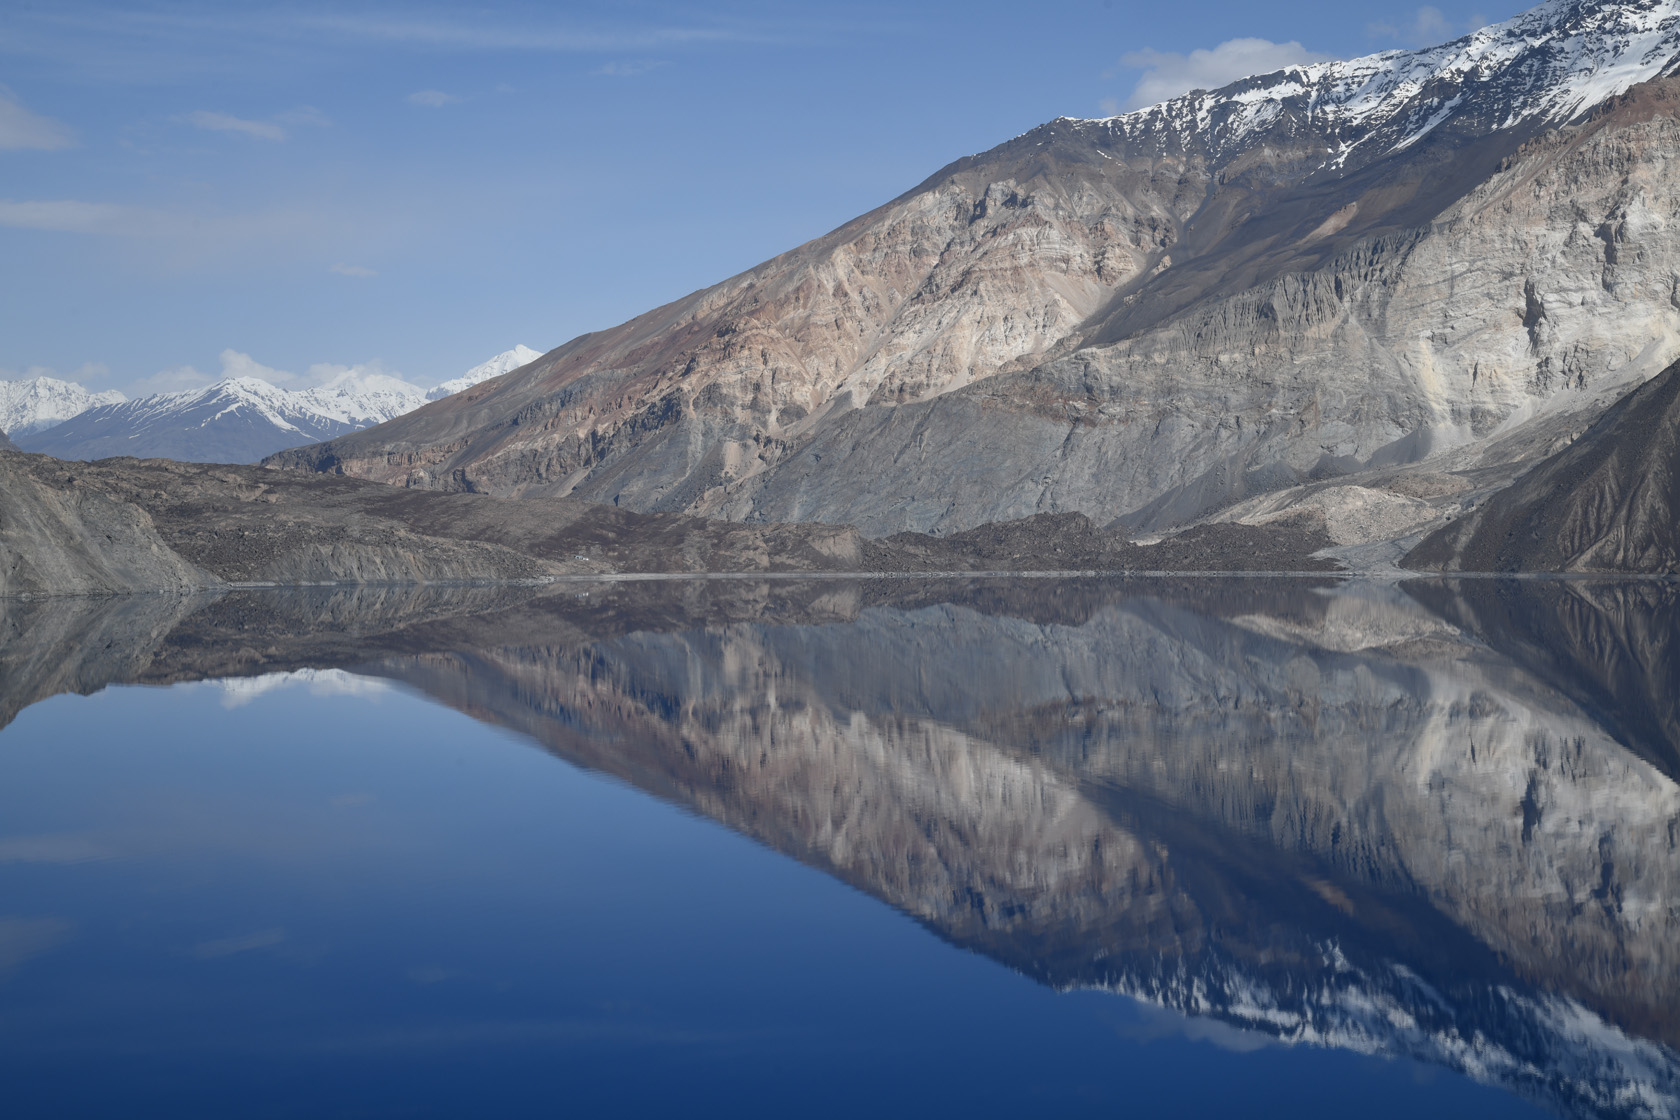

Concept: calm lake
[[0, 576, 1675, 1118]]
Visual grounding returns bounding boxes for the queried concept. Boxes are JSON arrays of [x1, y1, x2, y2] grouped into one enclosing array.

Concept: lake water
[[0, 576, 1675, 1119]]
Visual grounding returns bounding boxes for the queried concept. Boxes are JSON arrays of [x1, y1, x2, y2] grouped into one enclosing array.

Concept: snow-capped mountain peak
[[1083, 0, 1680, 169], [0, 377, 126, 437], [426, 345, 543, 401], [14, 346, 540, 464]]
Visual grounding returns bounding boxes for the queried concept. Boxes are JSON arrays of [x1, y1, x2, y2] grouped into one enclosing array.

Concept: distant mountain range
[[4, 346, 542, 464]]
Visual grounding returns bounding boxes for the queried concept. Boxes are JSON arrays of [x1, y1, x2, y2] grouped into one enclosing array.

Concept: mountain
[[425, 345, 543, 401], [271, 0, 1680, 549], [1405, 358, 1680, 571], [19, 375, 427, 464], [19, 347, 538, 465], [0, 377, 126, 438]]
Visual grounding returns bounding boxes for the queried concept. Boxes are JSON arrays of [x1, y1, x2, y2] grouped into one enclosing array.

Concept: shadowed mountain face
[[3, 575, 1677, 1118], [274, 3, 1680, 540], [1406, 362, 1680, 573], [1405, 578, 1680, 778]]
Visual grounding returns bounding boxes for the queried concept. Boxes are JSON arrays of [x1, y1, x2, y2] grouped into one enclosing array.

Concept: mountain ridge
[[269, 0, 1680, 553], [17, 346, 541, 464]]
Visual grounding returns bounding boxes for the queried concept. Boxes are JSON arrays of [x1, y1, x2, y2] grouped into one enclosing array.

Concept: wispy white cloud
[[133, 364, 215, 394], [192, 928, 286, 958], [0, 361, 111, 386], [275, 105, 331, 128], [1106, 37, 1334, 113], [175, 106, 328, 141], [0, 196, 348, 273], [1368, 6, 1490, 45], [180, 109, 287, 140], [302, 14, 757, 52], [0, 199, 168, 235], [0, 916, 73, 975], [0, 833, 117, 864], [330, 262, 377, 277], [219, 349, 294, 384], [406, 89, 459, 107], [0, 86, 75, 150], [594, 60, 666, 78], [133, 351, 417, 397], [133, 348, 291, 394]]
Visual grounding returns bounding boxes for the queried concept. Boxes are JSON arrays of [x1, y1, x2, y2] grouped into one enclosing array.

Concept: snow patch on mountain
[[427, 345, 544, 400], [1081, 0, 1680, 167], [11, 345, 544, 464], [0, 377, 126, 437]]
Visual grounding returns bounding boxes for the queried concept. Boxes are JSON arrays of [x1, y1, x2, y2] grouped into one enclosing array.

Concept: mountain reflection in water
[[1, 575, 1677, 1119]]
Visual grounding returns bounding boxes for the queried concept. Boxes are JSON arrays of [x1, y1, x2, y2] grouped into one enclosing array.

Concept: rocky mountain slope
[[0, 377, 125, 438], [1405, 359, 1680, 571], [18, 347, 540, 464], [274, 0, 1680, 549]]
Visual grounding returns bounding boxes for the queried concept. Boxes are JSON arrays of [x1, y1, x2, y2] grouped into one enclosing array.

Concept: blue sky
[[0, 0, 1526, 395]]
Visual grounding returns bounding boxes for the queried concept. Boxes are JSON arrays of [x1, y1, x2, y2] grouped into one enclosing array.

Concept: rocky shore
[[0, 451, 1340, 597]]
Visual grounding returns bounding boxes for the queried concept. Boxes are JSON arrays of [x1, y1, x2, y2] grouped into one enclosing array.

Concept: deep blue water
[[0, 677, 1538, 1119], [0, 577, 1675, 1118]]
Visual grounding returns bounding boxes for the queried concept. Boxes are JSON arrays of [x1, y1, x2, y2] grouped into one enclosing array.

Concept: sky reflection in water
[[0, 576, 1673, 1118]]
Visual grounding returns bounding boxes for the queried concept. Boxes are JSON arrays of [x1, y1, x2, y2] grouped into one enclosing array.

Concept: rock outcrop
[[272, 1, 1680, 544], [1405, 360, 1680, 571], [0, 455, 217, 596]]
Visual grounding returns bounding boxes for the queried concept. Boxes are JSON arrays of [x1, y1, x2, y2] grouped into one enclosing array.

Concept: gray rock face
[[728, 81, 1680, 535], [0, 455, 217, 596], [1405, 360, 1680, 571], [273, 3, 1680, 545]]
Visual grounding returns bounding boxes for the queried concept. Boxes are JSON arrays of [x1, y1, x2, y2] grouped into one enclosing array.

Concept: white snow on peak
[[215, 668, 391, 709], [426, 344, 544, 401], [0, 377, 126, 436], [8, 346, 537, 451], [294, 369, 430, 426], [1083, 0, 1680, 161]]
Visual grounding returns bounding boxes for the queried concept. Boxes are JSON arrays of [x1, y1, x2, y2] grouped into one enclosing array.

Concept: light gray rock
[[269, 11, 1680, 552], [0, 455, 218, 596]]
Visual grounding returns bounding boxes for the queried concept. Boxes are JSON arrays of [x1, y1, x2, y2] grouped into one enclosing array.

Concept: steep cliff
[[273, 0, 1680, 543]]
